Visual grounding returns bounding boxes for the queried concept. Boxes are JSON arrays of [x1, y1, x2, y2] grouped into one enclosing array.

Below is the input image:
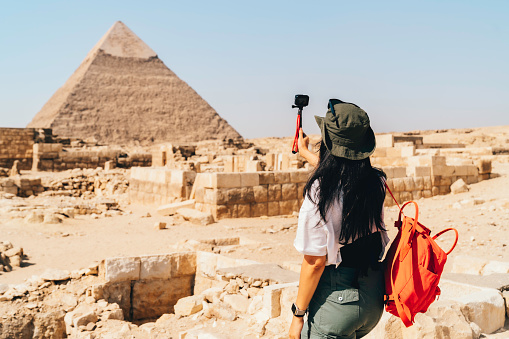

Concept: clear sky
[[1, 1, 508, 139]]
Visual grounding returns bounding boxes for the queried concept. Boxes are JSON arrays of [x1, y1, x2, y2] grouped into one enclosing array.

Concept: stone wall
[[33, 143, 151, 171], [381, 155, 483, 206], [193, 170, 309, 220], [0, 128, 35, 170], [97, 252, 196, 320], [129, 167, 196, 205]]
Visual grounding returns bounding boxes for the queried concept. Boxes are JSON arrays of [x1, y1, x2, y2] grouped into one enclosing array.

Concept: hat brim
[[315, 115, 376, 160]]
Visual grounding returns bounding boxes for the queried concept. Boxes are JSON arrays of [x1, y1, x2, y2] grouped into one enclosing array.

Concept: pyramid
[[28, 21, 242, 145]]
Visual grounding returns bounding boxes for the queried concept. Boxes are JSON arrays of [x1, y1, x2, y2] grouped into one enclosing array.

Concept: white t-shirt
[[294, 183, 390, 266]]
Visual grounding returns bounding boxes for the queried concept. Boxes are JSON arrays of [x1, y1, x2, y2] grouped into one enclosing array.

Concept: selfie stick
[[291, 105, 303, 154]]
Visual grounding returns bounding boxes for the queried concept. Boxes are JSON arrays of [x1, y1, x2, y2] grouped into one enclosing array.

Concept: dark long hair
[[303, 142, 386, 244]]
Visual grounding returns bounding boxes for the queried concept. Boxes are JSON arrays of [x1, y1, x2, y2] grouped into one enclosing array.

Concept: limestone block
[[400, 146, 415, 157], [253, 185, 268, 203], [241, 187, 255, 203], [451, 179, 469, 194], [240, 173, 259, 187], [407, 166, 431, 177], [422, 190, 432, 198], [101, 282, 131, 318], [132, 276, 194, 320], [392, 178, 405, 192], [245, 160, 262, 172], [404, 300, 474, 339], [432, 165, 454, 176], [224, 294, 250, 313], [466, 175, 479, 185], [172, 252, 197, 277], [372, 147, 387, 157], [281, 183, 297, 200], [383, 167, 394, 178], [174, 295, 204, 317], [453, 165, 469, 176], [431, 156, 447, 166], [193, 173, 214, 189], [477, 159, 492, 174], [376, 134, 394, 148], [466, 165, 479, 176], [263, 285, 282, 319], [274, 172, 290, 183], [213, 173, 241, 188], [399, 192, 412, 202], [223, 188, 239, 204], [280, 200, 299, 215], [439, 185, 451, 194], [265, 153, 275, 169], [385, 178, 394, 191], [213, 205, 231, 220], [177, 208, 214, 225], [259, 172, 275, 185], [290, 170, 309, 183], [385, 148, 401, 157], [482, 260, 509, 275], [411, 191, 422, 200], [403, 177, 415, 191], [215, 189, 227, 205], [267, 184, 282, 201], [432, 186, 439, 196], [40, 268, 70, 281], [237, 204, 251, 218], [156, 200, 195, 216], [196, 251, 217, 277], [423, 177, 432, 190], [104, 257, 140, 282], [251, 202, 268, 217], [451, 255, 487, 275], [458, 289, 506, 334], [413, 177, 424, 191], [268, 201, 280, 216], [279, 284, 299, 327], [73, 311, 98, 328], [140, 255, 172, 280]]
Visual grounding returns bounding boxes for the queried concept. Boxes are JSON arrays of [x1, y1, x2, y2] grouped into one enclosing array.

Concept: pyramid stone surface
[[28, 21, 242, 145]]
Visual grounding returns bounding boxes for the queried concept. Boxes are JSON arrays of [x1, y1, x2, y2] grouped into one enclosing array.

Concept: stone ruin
[[131, 131, 498, 222], [0, 238, 508, 338]]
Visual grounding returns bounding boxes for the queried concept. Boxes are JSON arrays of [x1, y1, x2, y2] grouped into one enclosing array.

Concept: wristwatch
[[291, 303, 307, 317]]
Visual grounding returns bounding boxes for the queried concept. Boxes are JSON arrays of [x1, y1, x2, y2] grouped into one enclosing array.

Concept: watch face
[[291, 303, 297, 314]]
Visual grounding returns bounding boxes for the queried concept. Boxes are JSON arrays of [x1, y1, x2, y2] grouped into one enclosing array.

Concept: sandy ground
[[1, 163, 508, 286]]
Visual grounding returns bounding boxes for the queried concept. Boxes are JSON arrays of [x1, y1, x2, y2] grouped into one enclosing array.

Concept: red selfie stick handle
[[292, 110, 302, 154]]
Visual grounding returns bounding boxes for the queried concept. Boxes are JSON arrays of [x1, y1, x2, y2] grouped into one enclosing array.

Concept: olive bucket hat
[[314, 99, 376, 160]]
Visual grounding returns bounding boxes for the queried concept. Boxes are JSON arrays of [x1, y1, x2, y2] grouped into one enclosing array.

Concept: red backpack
[[383, 185, 458, 327]]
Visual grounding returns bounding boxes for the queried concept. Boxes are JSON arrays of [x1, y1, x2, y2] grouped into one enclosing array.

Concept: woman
[[289, 99, 389, 339]]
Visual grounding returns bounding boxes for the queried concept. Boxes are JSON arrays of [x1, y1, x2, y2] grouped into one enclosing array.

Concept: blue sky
[[1, 1, 508, 138]]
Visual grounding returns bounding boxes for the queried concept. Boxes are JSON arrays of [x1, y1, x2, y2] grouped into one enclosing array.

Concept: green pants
[[301, 265, 385, 339]]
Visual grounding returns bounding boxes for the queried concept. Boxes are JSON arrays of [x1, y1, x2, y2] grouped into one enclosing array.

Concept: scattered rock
[[40, 268, 71, 281], [154, 221, 167, 230], [177, 208, 214, 225], [451, 178, 469, 194], [174, 295, 204, 317]]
